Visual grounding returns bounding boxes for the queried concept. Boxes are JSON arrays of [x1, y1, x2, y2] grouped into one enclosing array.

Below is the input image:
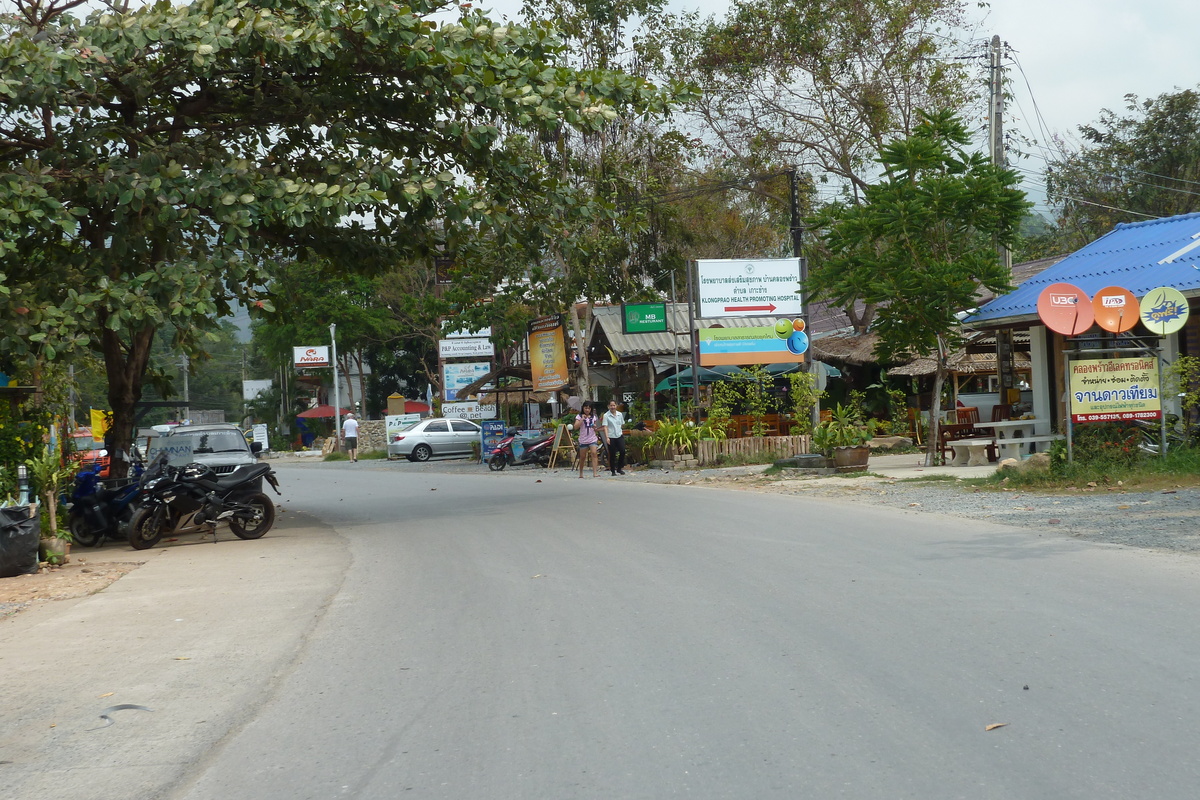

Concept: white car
[[387, 418, 480, 462]]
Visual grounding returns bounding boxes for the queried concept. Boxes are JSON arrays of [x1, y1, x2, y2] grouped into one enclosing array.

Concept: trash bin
[[0, 504, 41, 578]]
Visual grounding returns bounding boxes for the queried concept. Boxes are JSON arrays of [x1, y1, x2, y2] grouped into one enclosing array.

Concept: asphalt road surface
[[173, 462, 1200, 799]]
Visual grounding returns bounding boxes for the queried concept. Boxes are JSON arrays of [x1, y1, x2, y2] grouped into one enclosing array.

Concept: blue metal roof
[[968, 212, 1200, 326]]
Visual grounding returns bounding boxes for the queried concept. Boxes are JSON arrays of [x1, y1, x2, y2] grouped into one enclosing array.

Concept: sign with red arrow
[[697, 259, 803, 319]]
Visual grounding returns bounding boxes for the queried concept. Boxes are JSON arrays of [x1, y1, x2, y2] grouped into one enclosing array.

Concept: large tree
[[661, 0, 976, 199], [0, 0, 685, 474], [808, 110, 1028, 465], [1046, 87, 1200, 251]]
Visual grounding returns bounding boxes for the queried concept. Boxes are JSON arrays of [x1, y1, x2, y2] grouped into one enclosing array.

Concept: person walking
[[574, 401, 600, 478], [602, 400, 626, 475], [342, 413, 360, 462]]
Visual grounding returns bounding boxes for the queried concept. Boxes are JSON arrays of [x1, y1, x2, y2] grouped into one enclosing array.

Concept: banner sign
[[698, 319, 808, 366], [696, 258, 803, 318], [623, 303, 668, 334], [528, 315, 570, 391], [293, 346, 330, 368], [442, 402, 497, 420], [481, 420, 507, 459], [442, 362, 491, 402], [444, 326, 492, 339], [1069, 357, 1162, 423], [439, 337, 494, 359], [386, 414, 422, 437]]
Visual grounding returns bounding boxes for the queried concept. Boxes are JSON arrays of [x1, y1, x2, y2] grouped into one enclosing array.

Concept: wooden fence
[[693, 435, 810, 466]]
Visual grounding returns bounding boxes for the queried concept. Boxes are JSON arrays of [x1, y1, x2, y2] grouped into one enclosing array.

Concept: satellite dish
[[1139, 286, 1190, 335], [1092, 286, 1139, 333], [1037, 283, 1093, 335]]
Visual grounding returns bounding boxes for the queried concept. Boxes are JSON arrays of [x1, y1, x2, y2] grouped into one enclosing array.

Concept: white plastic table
[[976, 419, 1038, 459]]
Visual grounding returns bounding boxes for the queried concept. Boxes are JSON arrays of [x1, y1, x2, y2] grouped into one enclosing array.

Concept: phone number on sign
[[1072, 411, 1162, 422]]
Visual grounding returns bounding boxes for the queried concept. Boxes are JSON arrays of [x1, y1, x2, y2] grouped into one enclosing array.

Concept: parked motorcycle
[[66, 461, 144, 547], [487, 428, 555, 471], [127, 453, 281, 550]]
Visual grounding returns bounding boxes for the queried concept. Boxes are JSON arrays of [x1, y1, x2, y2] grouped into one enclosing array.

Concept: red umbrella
[[404, 401, 430, 413], [296, 404, 351, 419]]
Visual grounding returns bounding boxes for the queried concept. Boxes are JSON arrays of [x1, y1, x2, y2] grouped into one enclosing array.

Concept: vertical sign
[[528, 315, 569, 391]]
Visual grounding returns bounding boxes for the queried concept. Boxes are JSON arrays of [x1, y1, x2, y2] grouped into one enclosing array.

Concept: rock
[[869, 436, 913, 450], [998, 457, 1020, 470], [1022, 452, 1051, 470]]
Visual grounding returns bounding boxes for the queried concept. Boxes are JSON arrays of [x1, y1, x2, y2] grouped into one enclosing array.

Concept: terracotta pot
[[831, 445, 870, 471]]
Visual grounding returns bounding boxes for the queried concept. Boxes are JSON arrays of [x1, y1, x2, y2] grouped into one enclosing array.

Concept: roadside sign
[[438, 337, 493, 359], [623, 303, 668, 334], [1069, 356, 1161, 423], [442, 402, 497, 420], [481, 420, 506, 459], [1139, 286, 1190, 335], [1036, 283, 1093, 335], [698, 320, 808, 366], [293, 346, 330, 368], [696, 259, 804, 318]]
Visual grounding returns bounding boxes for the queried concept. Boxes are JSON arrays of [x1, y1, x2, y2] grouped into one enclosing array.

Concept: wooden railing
[[693, 435, 810, 465]]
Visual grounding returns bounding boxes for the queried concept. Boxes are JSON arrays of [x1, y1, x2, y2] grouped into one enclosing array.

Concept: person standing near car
[[574, 401, 600, 478], [343, 413, 360, 462], [602, 400, 626, 475]]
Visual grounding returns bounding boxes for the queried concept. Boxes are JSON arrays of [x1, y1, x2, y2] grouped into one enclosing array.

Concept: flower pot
[[40, 536, 71, 566], [831, 444, 870, 471]]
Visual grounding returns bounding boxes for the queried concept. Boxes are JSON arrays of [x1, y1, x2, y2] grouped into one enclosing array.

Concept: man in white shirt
[[342, 413, 360, 462], [601, 400, 626, 475]]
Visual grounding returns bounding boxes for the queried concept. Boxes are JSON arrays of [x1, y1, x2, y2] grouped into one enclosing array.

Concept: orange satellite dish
[[1037, 283, 1093, 335], [1092, 286, 1140, 333]]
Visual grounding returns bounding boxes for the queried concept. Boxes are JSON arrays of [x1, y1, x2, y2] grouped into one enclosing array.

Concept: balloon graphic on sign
[[1139, 286, 1190, 335], [1036, 282, 1093, 335], [1092, 286, 1140, 333], [785, 330, 809, 355]]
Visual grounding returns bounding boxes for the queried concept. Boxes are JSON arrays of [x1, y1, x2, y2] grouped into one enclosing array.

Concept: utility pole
[[330, 324, 341, 452], [180, 354, 190, 424], [989, 34, 1012, 276]]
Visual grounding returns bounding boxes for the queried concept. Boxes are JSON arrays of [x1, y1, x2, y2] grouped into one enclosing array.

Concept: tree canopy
[[0, 0, 688, 469], [808, 109, 1028, 463]]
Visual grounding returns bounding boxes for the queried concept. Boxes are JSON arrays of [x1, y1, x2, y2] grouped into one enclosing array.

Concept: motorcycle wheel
[[128, 506, 167, 551], [488, 453, 507, 471], [69, 513, 102, 548], [228, 493, 276, 540]]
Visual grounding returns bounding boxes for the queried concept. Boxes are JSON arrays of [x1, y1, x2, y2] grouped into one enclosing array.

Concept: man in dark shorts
[[343, 413, 359, 462]]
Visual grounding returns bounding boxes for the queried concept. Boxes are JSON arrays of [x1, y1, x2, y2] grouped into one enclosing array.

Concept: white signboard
[[442, 402, 497, 420], [443, 362, 492, 402], [252, 423, 269, 451], [696, 258, 804, 318], [444, 326, 492, 339], [145, 440, 194, 467], [386, 414, 422, 436], [293, 346, 330, 368], [439, 337, 494, 359], [242, 379, 272, 401]]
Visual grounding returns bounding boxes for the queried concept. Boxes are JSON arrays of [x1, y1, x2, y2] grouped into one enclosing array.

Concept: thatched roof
[[887, 350, 1033, 377], [810, 332, 881, 365]]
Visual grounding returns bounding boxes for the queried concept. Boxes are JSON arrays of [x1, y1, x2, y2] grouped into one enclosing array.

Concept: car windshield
[[166, 429, 247, 454], [72, 437, 105, 452]]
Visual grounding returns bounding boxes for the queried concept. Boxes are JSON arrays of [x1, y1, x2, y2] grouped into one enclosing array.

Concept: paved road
[[163, 461, 1200, 800]]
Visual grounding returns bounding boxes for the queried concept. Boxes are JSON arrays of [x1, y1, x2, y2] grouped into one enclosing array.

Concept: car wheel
[[412, 444, 433, 462]]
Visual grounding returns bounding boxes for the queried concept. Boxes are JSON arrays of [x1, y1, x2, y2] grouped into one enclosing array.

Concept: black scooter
[[67, 461, 144, 547], [128, 454, 281, 550]]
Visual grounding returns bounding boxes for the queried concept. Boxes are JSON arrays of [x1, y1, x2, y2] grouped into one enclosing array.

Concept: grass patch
[[323, 452, 350, 462], [894, 473, 961, 483], [358, 448, 387, 460], [975, 447, 1200, 493]]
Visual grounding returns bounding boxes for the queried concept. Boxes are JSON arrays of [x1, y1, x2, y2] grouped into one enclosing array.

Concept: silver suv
[[156, 423, 262, 475]]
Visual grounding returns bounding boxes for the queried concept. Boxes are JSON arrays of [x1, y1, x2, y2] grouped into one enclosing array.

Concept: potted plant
[[28, 440, 80, 565], [812, 404, 876, 470]]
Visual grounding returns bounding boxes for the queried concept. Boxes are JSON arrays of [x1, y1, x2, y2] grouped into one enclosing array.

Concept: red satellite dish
[[1037, 282, 1093, 335], [1092, 286, 1139, 333]]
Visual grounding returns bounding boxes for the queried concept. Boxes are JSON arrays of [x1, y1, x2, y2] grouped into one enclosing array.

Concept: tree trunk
[[568, 302, 591, 400], [103, 323, 156, 480], [923, 339, 949, 467]]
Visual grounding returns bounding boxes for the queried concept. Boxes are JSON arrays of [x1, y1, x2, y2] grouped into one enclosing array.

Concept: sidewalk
[[0, 512, 348, 800]]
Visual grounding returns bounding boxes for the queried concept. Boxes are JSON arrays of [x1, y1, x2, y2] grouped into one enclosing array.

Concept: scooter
[[66, 461, 144, 547], [127, 453, 281, 550], [487, 428, 554, 471]]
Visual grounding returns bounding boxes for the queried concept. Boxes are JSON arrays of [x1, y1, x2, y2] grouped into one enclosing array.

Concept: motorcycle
[[127, 453, 281, 550], [66, 461, 144, 547], [487, 428, 554, 471]]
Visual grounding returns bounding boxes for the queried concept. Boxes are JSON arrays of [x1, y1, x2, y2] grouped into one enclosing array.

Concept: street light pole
[[330, 323, 341, 451]]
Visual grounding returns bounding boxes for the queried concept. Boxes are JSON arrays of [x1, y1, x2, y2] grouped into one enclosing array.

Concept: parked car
[[387, 418, 480, 462], [153, 423, 263, 481]]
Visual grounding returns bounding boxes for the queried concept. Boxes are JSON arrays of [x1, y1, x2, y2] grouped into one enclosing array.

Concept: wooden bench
[[996, 434, 1064, 461], [949, 437, 996, 467]]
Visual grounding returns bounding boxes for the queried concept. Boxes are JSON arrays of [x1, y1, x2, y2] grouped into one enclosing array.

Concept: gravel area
[[278, 454, 1200, 554]]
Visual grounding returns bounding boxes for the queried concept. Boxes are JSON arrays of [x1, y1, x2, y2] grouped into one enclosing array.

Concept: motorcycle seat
[[215, 463, 273, 489]]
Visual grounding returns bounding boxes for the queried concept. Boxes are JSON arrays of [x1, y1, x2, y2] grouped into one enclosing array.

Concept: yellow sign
[[528, 315, 569, 391], [1068, 357, 1161, 423]]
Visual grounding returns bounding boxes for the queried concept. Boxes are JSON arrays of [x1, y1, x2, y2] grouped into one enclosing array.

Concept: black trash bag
[[0, 505, 41, 578]]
